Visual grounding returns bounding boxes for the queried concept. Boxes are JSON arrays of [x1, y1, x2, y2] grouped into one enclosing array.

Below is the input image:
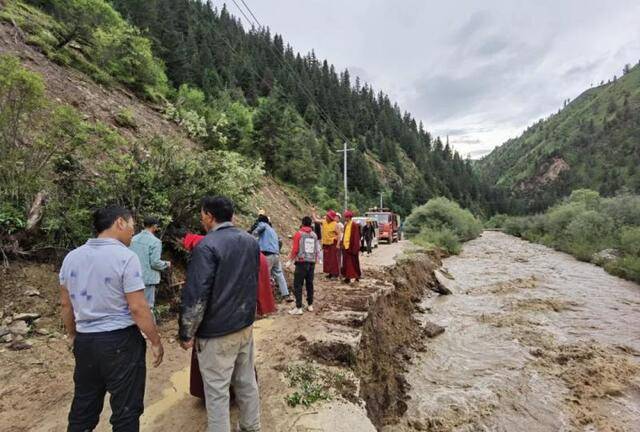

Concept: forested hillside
[[478, 63, 640, 214], [105, 0, 490, 214]]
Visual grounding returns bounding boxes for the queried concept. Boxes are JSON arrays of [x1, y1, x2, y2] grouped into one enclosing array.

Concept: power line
[[227, 0, 352, 146]]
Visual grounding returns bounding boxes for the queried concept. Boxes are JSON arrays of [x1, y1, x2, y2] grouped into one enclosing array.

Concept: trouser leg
[[231, 330, 261, 432], [198, 331, 243, 432], [293, 262, 305, 308], [270, 255, 289, 296], [305, 263, 315, 306], [67, 336, 106, 432], [104, 328, 146, 432]]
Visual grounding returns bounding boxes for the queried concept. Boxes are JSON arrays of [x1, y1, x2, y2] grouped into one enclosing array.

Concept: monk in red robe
[[341, 210, 362, 283], [181, 233, 274, 398]]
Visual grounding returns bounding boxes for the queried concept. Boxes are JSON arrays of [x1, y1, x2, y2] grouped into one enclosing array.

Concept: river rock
[[9, 340, 32, 351], [9, 320, 29, 336], [1, 333, 12, 343], [23, 289, 41, 297], [422, 321, 445, 338], [592, 249, 620, 265], [12, 313, 41, 322], [0, 325, 9, 338], [35, 328, 50, 336]]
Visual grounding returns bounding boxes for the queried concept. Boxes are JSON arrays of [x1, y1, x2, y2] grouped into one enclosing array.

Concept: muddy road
[[396, 231, 640, 432]]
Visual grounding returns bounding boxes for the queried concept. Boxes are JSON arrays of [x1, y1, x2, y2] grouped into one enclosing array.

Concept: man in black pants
[[288, 216, 319, 315], [59, 206, 164, 431]]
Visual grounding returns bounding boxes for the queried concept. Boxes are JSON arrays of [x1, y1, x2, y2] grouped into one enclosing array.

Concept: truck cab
[[365, 208, 401, 243]]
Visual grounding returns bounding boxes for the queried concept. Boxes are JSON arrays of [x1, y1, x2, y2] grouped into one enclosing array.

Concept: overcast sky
[[225, 0, 640, 158]]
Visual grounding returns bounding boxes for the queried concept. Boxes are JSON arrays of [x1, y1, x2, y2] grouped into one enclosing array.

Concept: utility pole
[[380, 191, 383, 209], [336, 141, 355, 211]]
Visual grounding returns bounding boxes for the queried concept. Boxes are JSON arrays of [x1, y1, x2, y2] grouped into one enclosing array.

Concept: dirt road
[[0, 241, 409, 432], [394, 231, 640, 432]]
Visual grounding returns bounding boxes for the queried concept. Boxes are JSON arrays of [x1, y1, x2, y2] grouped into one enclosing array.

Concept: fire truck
[[364, 208, 401, 243]]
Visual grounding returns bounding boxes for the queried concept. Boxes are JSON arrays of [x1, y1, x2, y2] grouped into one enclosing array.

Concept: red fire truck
[[364, 208, 401, 243]]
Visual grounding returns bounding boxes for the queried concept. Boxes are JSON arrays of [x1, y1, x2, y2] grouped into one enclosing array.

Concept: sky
[[224, 0, 640, 158]]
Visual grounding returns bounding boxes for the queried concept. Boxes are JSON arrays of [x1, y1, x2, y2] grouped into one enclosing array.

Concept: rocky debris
[[9, 320, 29, 336], [35, 328, 50, 336], [422, 321, 445, 338], [23, 289, 41, 297], [433, 271, 453, 295], [13, 312, 41, 322], [592, 249, 621, 265], [9, 339, 32, 351], [1, 333, 12, 344], [0, 325, 9, 338]]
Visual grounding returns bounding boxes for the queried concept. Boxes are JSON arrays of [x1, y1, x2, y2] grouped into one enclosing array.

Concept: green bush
[[404, 197, 482, 241], [404, 197, 481, 254], [485, 214, 508, 229], [619, 226, 640, 256], [412, 226, 461, 254]]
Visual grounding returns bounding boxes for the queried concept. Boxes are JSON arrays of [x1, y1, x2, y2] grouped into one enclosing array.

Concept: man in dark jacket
[[179, 196, 261, 432]]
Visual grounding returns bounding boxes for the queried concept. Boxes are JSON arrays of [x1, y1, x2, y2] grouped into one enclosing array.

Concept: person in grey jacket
[[179, 196, 261, 432], [130, 216, 171, 311]]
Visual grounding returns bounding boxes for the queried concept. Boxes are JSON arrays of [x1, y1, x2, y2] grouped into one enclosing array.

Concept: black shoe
[[285, 295, 295, 303], [343, 278, 350, 284]]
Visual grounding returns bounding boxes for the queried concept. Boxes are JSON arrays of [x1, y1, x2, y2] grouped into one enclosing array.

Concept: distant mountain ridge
[[478, 63, 640, 214]]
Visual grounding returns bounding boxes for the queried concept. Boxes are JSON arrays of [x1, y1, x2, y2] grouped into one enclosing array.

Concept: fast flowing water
[[399, 231, 640, 432]]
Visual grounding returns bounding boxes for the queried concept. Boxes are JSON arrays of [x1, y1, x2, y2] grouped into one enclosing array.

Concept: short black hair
[[93, 206, 132, 234], [302, 216, 313, 227], [201, 196, 234, 223], [257, 214, 270, 224], [143, 216, 160, 228]]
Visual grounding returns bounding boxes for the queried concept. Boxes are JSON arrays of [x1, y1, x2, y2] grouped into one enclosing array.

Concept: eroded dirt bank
[[392, 231, 640, 432]]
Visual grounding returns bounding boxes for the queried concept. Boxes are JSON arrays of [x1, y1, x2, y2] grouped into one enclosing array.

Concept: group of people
[[58, 197, 365, 432]]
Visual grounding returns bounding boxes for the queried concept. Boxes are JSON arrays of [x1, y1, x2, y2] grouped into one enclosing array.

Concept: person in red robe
[[181, 233, 274, 398], [341, 210, 362, 283]]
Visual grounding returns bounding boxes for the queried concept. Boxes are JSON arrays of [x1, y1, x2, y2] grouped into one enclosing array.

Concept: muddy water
[[400, 231, 640, 432]]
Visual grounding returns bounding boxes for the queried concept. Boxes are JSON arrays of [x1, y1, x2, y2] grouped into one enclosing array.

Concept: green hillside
[[478, 63, 640, 214]]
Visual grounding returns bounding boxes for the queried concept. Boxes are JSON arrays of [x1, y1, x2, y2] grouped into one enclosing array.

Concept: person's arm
[[289, 231, 301, 260], [179, 242, 217, 347], [60, 286, 76, 345], [251, 222, 266, 237], [311, 208, 323, 224], [126, 290, 163, 367], [123, 255, 163, 366], [149, 240, 170, 271]]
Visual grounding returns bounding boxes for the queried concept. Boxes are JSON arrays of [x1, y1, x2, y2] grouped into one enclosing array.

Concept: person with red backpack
[[288, 216, 319, 316]]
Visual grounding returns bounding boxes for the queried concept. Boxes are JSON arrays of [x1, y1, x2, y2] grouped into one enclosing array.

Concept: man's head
[[335, 212, 342, 222], [200, 196, 234, 232], [301, 216, 313, 227], [93, 206, 135, 246], [344, 210, 353, 220], [143, 216, 161, 233], [326, 210, 337, 222], [257, 214, 270, 224]]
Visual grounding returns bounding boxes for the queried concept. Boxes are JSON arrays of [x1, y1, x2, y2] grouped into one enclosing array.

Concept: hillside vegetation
[[478, 63, 640, 214]]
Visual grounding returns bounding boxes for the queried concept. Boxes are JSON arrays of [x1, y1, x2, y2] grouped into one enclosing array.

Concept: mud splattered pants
[[197, 325, 261, 432]]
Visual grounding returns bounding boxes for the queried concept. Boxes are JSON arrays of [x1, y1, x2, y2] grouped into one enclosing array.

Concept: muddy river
[[398, 231, 640, 432]]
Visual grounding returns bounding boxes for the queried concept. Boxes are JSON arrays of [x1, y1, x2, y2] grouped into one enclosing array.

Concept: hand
[[180, 338, 194, 351], [166, 261, 172, 269], [66, 334, 75, 351], [151, 342, 164, 367]]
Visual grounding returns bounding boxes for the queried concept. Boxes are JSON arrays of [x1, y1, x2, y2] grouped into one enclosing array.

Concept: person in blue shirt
[[59, 206, 163, 432], [130, 216, 171, 313], [252, 214, 292, 302]]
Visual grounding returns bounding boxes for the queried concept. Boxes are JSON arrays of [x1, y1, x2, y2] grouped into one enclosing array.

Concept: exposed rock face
[[519, 157, 570, 191]]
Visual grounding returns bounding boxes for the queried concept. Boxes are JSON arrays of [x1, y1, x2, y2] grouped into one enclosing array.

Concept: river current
[[394, 231, 640, 432]]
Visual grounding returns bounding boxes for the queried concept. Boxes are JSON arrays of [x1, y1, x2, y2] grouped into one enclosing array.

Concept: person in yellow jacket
[[312, 208, 340, 278]]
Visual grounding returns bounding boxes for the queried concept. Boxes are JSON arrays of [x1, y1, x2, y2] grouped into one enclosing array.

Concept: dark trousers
[[68, 326, 146, 432], [293, 262, 315, 308], [365, 238, 372, 254]]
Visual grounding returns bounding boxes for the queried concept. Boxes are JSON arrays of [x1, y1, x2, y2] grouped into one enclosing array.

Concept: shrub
[[619, 226, 640, 256], [485, 214, 508, 229], [404, 197, 482, 241], [413, 227, 461, 254]]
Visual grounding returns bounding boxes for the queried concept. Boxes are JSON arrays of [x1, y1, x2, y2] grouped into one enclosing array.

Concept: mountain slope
[[478, 63, 640, 213]]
